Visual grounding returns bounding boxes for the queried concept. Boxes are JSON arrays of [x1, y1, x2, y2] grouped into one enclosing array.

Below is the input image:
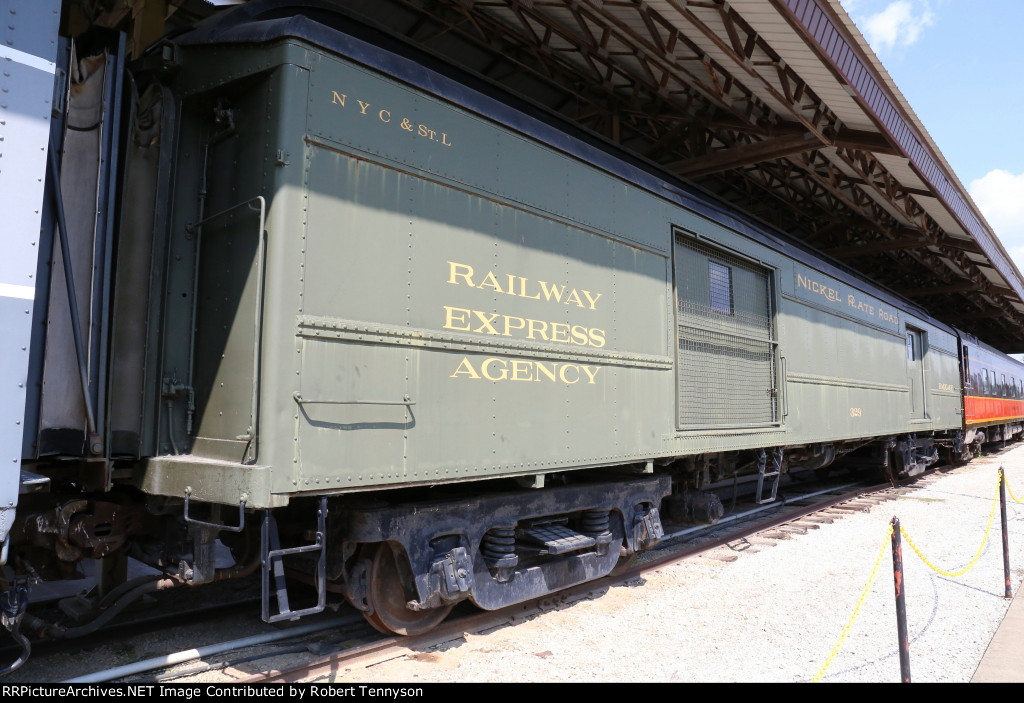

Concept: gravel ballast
[[6, 446, 1024, 684], [330, 446, 1024, 684]]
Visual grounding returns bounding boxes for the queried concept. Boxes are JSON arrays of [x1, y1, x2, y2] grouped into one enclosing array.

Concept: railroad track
[[155, 475, 910, 683], [1, 457, 987, 684]]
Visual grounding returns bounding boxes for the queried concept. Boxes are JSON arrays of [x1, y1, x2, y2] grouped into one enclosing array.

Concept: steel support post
[[890, 516, 911, 682], [1000, 468, 1012, 599]]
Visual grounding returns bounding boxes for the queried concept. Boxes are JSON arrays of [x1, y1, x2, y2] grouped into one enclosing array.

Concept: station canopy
[[82, 0, 1024, 351]]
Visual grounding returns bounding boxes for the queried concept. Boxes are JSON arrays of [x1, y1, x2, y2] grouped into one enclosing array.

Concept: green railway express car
[[12, 3, 969, 639]]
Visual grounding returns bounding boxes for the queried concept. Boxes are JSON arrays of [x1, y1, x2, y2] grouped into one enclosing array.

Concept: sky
[[838, 0, 1024, 271]]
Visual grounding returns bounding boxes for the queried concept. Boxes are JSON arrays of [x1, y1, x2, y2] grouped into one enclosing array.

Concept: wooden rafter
[[665, 132, 822, 176]]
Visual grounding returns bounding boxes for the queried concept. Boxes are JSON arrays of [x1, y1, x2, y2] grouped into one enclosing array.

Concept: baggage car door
[[673, 232, 778, 429], [905, 327, 927, 419]]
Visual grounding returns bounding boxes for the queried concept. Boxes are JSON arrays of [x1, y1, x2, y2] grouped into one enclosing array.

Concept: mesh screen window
[[674, 234, 778, 428]]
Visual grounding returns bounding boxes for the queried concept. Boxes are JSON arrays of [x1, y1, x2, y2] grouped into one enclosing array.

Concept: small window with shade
[[708, 261, 734, 316]]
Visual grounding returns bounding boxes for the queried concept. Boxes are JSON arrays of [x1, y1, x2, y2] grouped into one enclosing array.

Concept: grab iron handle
[[292, 391, 415, 406], [183, 487, 246, 533]]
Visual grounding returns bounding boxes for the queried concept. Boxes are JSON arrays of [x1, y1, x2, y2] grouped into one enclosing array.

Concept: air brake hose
[[21, 577, 178, 640], [0, 583, 30, 675]]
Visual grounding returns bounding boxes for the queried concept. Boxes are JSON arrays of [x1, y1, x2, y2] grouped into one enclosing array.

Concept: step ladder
[[261, 497, 327, 623], [755, 448, 783, 505]]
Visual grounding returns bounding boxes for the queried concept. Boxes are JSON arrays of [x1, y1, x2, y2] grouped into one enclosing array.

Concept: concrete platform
[[973, 585, 1024, 682]]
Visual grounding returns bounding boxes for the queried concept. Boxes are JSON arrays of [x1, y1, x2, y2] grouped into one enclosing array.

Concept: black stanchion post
[[891, 516, 911, 683], [1000, 467, 1012, 599]]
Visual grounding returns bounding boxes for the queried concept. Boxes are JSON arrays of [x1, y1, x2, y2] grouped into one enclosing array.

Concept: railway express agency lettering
[[442, 306, 605, 347], [450, 357, 600, 384], [447, 262, 603, 310], [444, 261, 607, 384], [795, 272, 899, 328], [444, 261, 606, 347]]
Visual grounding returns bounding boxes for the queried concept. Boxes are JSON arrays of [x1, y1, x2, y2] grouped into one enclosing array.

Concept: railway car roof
[[75, 0, 1024, 352]]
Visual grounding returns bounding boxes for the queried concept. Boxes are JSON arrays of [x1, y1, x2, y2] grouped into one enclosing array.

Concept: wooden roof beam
[[666, 132, 822, 177], [705, 118, 900, 156], [935, 237, 983, 254], [769, 121, 899, 156], [941, 310, 1012, 321], [897, 281, 983, 297], [822, 236, 930, 259], [832, 129, 898, 156]]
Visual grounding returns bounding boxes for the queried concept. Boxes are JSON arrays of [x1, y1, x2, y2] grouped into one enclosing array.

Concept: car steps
[[755, 448, 783, 505]]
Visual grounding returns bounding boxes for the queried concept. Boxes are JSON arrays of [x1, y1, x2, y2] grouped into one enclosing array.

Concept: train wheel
[[364, 543, 453, 636], [610, 552, 636, 576], [944, 447, 966, 467]]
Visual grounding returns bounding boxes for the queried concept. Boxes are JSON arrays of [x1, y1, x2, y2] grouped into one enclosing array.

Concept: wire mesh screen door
[[674, 233, 778, 428]]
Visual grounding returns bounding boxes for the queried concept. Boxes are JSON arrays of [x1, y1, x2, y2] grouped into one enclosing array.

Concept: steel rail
[[236, 479, 898, 683], [42, 468, 955, 682]]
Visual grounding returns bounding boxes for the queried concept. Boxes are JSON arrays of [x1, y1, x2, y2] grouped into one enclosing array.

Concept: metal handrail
[[292, 391, 415, 406], [182, 487, 247, 533]]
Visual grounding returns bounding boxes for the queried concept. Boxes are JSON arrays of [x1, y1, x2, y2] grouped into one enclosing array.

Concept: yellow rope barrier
[[899, 472, 1001, 578], [814, 469, 1010, 682], [1006, 471, 1024, 504], [811, 523, 894, 683]]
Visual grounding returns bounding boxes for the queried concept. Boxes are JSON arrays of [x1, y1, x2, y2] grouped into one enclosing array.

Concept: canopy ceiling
[[75, 0, 1024, 350]]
